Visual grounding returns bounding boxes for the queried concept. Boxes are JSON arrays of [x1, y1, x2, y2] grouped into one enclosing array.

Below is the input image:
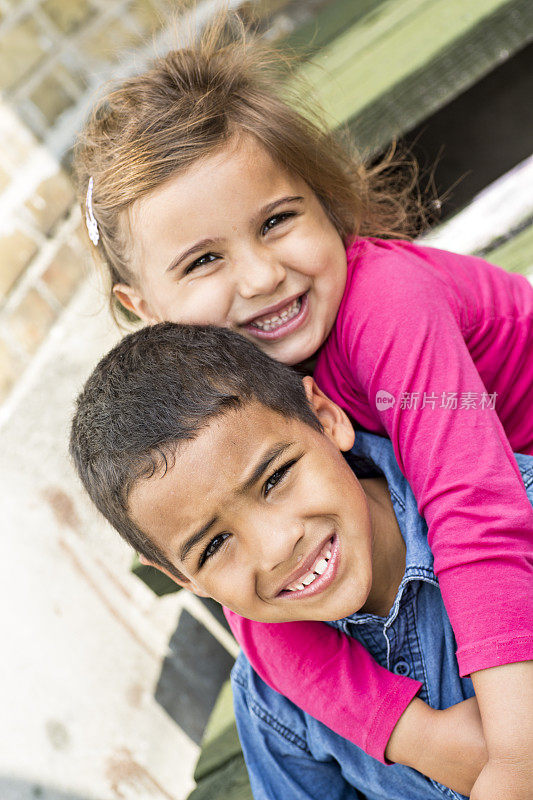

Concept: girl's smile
[[242, 292, 308, 340], [117, 135, 348, 365]]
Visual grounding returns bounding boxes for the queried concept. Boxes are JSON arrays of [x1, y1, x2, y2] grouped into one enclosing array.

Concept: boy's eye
[[185, 252, 219, 275], [264, 459, 297, 496], [261, 212, 295, 236], [199, 532, 230, 568]]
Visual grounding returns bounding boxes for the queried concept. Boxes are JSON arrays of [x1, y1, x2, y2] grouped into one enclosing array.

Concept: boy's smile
[[118, 135, 348, 366], [128, 382, 405, 623]]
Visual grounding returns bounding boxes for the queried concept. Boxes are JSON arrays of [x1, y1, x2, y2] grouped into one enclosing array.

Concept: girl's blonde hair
[[74, 13, 423, 322]]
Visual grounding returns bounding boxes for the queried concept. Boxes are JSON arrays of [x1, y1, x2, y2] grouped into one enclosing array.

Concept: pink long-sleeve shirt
[[225, 238, 533, 763]]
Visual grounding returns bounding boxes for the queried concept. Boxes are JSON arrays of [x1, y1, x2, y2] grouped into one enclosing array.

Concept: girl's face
[[119, 135, 348, 365]]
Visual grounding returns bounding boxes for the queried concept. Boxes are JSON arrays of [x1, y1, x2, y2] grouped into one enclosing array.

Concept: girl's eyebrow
[[258, 195, 304, 218], [165, 196, 304, 274], [166, 238, 221, 274]]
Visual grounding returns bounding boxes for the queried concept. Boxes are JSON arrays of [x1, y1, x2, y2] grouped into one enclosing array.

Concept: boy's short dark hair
[[70, 323, 321, 578]]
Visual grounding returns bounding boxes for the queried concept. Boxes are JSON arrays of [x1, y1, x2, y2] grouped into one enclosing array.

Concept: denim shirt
[[231, 432, 533, 800]]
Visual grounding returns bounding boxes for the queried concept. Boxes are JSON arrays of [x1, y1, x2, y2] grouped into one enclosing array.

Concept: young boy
[[70, 323, 532, 800]]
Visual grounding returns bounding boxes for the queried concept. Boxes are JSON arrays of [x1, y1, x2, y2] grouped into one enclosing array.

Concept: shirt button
[[393, 660, 410, 676]]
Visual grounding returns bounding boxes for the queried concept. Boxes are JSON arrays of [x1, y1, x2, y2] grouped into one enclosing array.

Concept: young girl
[[74, 18, 532, 798]]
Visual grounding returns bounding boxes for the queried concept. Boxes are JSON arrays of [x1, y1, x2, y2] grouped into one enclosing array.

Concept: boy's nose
[[235, 253, 286, 300], [250, 515, 304, 574]]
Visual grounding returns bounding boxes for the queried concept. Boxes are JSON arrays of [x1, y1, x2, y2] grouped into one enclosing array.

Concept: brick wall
[[0, 0, 187, 406], [0, 98, 82, 403], [0, 0, 180, 145]]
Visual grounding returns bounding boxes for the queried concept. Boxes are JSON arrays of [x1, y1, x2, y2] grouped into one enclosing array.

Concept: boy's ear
[[137, 554, 210, 598], [113, 283, 160, 324], [302, 376, 355, 452]]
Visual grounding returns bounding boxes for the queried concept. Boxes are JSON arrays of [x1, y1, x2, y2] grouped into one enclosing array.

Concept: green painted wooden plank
[[194, 680, 242, 781], [302, 0, 519, 99], [299, 0, 431, 89], [188, 754, 253, 800], [193, 718, 243, 781], [286, 0, 387, 54], [485, 222, 533, 276], [131, 552, 179, 595], [201, 680, 235, 744], [190, 679, 251, 799], [347, 0, 533, 153], [295, 0, 532, 153]]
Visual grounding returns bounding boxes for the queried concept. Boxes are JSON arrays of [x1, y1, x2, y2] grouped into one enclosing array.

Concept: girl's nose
[[235, 252, 286, 300]]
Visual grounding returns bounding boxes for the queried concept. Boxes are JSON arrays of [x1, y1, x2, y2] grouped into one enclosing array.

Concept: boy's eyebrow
[[179, 441, 292, 563], [237, 441, 293, 494], [179, 515, 218, 563]]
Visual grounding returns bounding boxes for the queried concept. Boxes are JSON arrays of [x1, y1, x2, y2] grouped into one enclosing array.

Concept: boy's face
[[128, 382, 374, 623], [117, 135, 347, 366]]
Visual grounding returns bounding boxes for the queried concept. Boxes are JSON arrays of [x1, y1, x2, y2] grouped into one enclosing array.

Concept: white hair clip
[[85, 177, 99, 246]]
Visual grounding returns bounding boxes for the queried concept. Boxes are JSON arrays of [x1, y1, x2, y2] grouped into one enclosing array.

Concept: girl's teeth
[[252, 298, 301, 331], [302, 572, 317, 586]]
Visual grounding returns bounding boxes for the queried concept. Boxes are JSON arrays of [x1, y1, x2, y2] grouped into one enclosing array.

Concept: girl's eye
[[261, 212, 295, 236], [199, 532, 230, 567], [264, 460, 296, 496], [185, 252, 219, 275]]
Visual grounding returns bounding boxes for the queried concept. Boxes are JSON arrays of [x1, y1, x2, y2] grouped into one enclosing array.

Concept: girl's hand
[[470, 757, 533, 800], [386, 696, 487, 795], [470, 662, 533, 800]]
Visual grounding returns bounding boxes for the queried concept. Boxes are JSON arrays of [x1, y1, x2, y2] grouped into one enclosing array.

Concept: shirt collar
[[334, 432, 437, 628]]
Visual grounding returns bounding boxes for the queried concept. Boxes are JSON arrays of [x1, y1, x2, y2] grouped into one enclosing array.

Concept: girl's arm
[[224, 607, 421, 763], [326, 240, 533, 676], [225, 608, 489, 795], [321, 241, 533, 793], [386, 694, 487, 796]]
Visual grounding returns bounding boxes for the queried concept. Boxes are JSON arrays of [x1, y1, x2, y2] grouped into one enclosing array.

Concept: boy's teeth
[[285, 548, 332, 592], [314, 558, 328, 575], [251, 298, 301, 331]]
